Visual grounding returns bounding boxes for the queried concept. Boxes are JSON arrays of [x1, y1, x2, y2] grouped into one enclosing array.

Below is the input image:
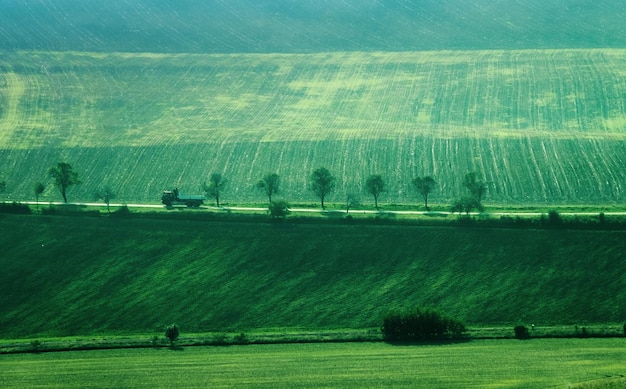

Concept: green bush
[[381, 308, 466, 341], [514, 325, 530, 339]]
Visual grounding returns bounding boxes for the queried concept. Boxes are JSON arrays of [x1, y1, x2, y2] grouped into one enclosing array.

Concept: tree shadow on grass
[[385, 338, 472, 346]]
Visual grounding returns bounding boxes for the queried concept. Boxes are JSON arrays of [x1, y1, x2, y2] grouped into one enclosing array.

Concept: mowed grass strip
[[1, 340, 625, 388], [1, 214, 626, 338]]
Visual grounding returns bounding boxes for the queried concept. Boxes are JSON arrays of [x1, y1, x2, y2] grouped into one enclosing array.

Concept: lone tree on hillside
[[94, 185, 116, 213], [48, 162, 81, 203], [33, 182, 45, 208], [309, 167, 335, 209], [256, 173, 280, 204], [462, 172, 486, 202], [164, 324, 180, 347], [365, 174, 385, 209], [203, 173, 227, 207], [412, 176, 436, 211]]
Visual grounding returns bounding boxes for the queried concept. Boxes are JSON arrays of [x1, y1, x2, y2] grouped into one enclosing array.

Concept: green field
[[2, 214, 625, 338], [2, 340, 626, 388], [1, 49, 626, 206]]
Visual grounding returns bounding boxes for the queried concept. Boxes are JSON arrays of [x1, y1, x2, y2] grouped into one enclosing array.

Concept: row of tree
[[3, 162, 488, 213], [204, 167, 486, 214]]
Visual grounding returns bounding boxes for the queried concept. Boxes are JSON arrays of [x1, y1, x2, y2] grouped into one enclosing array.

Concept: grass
[[2, 213, 626, 339], [1, 339, 626, 388]]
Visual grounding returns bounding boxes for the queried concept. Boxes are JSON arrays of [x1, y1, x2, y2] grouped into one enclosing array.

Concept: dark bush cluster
[[0, 202, 32, 214], [514, 325, 530, 339], [381, 308, 466, 341]]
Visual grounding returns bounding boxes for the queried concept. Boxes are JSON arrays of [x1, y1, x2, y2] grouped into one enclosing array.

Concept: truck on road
[[161, 188, 204, 208]]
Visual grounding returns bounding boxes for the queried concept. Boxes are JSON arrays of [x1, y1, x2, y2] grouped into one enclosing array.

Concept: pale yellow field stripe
[[0, 72, 25, 146]]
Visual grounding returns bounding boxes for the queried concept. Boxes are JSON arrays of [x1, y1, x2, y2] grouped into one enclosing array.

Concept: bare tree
[[256, 173, 280, 204], [412, 176, 436, 211], [48, 162, 81, 203], [309, 167, 335, 209], [95, 185, 116, 213], [34, 182, 45, 209], [365, 174, 385, 210], [203, 173, 227, 207], [462, 172, 486, 202], [345, 193, 361, 214]]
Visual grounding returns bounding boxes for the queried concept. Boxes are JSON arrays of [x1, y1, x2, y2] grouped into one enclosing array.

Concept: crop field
[[1, 340, 626, 388], [1, 49, 626, 206]]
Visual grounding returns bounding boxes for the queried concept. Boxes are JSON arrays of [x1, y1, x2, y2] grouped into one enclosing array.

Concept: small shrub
[[212, 333, 228, 345], [382, 307, 466, 342], [579, 326, 589, 338], [269, 200, 290, 219], [234, 332, 249, 344], [514, 325, 530, 339], [30, 340, 42, 352]]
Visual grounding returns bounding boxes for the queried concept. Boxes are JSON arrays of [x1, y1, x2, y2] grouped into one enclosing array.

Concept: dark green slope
[[1, 214, 625, 338]]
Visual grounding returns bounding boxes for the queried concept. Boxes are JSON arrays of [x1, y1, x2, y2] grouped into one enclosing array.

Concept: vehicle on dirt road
[[161, 188, 204, 208]]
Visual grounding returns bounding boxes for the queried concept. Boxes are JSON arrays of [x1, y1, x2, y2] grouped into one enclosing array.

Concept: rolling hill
[[1, 49, 626, 205], [1, 214, 625, 338]]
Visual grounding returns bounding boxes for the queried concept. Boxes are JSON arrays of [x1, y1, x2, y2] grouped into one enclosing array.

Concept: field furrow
[[1, 49, 626, 205]]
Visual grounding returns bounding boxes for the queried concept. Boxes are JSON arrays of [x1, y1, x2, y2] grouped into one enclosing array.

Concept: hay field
[[1, 49, 626, 205]]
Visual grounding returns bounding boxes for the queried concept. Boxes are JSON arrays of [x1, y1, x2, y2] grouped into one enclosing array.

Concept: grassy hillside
[[1, 213, 625, 338], [2, 50, 626, 205]]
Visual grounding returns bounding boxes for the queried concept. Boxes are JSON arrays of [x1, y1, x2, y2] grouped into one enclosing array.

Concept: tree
[[412, 176, 436, 211], [345, 193, 361, 214], [0, 181, 5, 193], [48, 162, 81, 203], [94, 185, 116, 214], [451, 196, 484, 216], [365, 174, 385, 209], [462, 172, 486, 202], [203, 173, 227, 207], [309, 167, 335, 209], [33, 182, 45, 209], [164, 324, 180, 347], [256, 173, 280, 204], [269, 200, 290, 218]]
